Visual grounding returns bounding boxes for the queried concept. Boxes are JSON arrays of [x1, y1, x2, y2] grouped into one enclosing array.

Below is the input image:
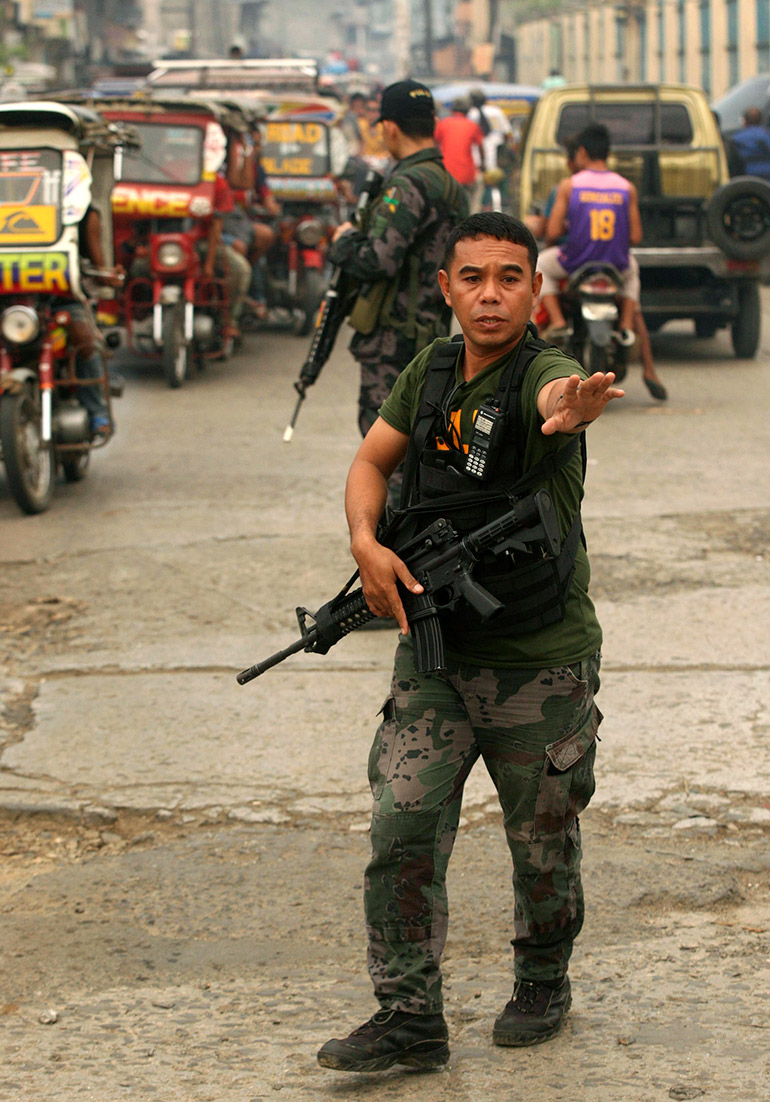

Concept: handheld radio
[[464, 402, 508, 481]]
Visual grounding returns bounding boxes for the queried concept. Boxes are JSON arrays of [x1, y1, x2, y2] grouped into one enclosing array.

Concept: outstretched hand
[[541, 372, 625, 436]]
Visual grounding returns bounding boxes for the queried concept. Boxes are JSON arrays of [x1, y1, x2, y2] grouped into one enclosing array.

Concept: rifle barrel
[[236, 630, 317, 684], [283, 390, 305, 442]]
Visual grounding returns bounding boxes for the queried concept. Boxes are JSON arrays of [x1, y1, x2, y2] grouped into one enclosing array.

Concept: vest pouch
[[348, 279, 396, 335], [442, 553, 574, 645], [414, 451, 493, 530]]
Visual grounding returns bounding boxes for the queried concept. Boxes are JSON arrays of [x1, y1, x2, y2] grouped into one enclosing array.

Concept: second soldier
[[329, 79, 469, 500]]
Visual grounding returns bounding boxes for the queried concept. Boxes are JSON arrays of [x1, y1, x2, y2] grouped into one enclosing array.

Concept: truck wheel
[[707, 177, 770, 261], [162, 304, 187, 389], [731, 282, 761, 358], [0, 384, 53, 514]]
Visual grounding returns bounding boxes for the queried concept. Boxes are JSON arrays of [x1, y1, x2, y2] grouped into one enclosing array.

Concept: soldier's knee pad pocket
[[532, 708, 601, 839], [368, 694, 398, 801]]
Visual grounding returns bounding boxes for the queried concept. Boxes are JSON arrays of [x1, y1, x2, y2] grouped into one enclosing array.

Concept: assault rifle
[[236, 489, 561, 684], [283, 168, 383, 442]]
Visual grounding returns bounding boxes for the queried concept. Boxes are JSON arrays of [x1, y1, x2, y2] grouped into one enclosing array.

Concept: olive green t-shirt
[[379, 333, 603, 668]]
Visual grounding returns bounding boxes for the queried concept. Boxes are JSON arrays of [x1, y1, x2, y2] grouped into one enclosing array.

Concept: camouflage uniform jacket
[[328, 147, 469, 362]]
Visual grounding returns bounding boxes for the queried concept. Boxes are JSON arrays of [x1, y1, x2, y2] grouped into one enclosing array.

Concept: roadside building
[[514, 0, 769, 100]]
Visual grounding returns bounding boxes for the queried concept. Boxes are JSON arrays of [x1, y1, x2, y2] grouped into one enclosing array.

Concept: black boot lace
[[510, 980, 540, 1012], [351, 1009, 398, 1036]]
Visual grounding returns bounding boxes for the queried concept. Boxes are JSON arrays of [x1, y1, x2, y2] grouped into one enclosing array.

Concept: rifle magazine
[[412, 613, 446, 673]]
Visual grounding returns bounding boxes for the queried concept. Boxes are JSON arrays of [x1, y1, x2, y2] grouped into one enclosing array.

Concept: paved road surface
[[1, 308, 769, 1100]]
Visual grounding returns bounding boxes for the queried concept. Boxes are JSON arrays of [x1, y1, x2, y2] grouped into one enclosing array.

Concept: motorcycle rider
[[531, 138, 667, 401], [201, 135, 252, 339], [236, 123, 281, 319], [67, 205, 123, 437], [537, 122, 641, 344]]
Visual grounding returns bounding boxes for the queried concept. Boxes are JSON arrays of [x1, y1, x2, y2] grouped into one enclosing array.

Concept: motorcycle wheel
[[0, 384, 53, 514], [193, 343, 206, 373], [296, 269, 326, 337], [610, 343, 628, 383], [61, 450, 90, 483], [588, 342, 608, 374], [162, 304, 187, 389], [731, 282, 761, 359]]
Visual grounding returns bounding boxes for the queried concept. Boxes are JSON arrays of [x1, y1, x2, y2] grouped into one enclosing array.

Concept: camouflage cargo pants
[[352, 328, 418, 439], [365, 635, 602, 1015], [352, 330, 419, 509]]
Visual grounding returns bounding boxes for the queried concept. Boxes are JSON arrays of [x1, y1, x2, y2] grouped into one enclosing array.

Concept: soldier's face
[[438, 237, 542, 352]]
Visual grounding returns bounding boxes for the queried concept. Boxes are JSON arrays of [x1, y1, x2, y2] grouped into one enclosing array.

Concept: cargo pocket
[[368, 694, 397, 802], [532, 706, 602, 838]]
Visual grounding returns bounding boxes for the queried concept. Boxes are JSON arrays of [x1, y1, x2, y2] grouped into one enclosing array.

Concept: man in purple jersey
[[537, 123, 642, 343]]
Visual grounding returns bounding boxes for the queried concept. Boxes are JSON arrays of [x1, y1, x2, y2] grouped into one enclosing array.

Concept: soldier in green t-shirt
[[317, 214, 624, 1075]]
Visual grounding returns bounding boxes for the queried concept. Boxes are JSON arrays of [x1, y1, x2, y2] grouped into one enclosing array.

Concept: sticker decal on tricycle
[[0, 251, 71, 294], [111, 186, 198, 218], [0, 149, 62, 245], [0, 206, 58, 241]]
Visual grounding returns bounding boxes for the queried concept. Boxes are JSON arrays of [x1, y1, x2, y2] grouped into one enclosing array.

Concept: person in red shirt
[[434, 97, 485, 212], [200, 136, 252, 338]]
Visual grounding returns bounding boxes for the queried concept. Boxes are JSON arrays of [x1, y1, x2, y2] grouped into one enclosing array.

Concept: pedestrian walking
[[434, 96, 486, 212]]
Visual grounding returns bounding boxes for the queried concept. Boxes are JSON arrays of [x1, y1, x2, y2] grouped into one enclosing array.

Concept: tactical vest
[[348, 158, 465, 346], [390, 328, 586, 642]]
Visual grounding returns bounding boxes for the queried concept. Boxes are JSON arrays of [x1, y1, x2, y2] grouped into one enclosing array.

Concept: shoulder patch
[[382, 185, 403, 213]]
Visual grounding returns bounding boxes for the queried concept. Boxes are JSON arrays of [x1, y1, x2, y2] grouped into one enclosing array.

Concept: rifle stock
[[237, 491, 561, 684]]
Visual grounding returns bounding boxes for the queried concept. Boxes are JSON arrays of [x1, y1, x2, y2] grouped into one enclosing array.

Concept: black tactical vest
[[391, 327, 586, 642]]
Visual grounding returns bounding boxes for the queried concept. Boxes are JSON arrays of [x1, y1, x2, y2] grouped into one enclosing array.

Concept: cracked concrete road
[[1, 313, 769, 1101]]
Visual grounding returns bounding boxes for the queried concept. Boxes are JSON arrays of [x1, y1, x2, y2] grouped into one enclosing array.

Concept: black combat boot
[[492, 976, 572, 1047], [317, 1008, 450, 1072]]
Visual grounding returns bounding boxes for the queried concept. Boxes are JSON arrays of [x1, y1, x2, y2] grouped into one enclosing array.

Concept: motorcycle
[[0, 101, 127, 514], [250, 100, 351, 335], [97, 97, 250, 386], [559, 262, 631, 376]]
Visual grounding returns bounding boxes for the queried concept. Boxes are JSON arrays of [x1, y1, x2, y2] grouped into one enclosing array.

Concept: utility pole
[[188, 0, 197, 55], [422, 0, 433, 77], [393, 0, 411, 79]]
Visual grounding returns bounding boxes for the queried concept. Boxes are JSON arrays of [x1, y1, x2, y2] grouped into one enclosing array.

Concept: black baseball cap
[[377, 79, 435, 125]]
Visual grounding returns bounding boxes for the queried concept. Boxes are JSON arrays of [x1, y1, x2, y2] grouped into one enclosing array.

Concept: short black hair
[[577, 122, 611, 161], [397, 116, 435, 139], [564, 135, 579, 162], [443, 212, 539, 277]]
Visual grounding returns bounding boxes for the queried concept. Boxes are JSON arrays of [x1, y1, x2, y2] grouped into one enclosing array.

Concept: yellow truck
[[518, 83, 770, 358]]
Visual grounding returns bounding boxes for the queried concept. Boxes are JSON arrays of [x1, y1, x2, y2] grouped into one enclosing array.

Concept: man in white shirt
[[468, 89, 512, 177]]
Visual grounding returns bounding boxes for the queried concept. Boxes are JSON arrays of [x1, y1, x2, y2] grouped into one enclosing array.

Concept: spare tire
[[706, 176, 770, 261]]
